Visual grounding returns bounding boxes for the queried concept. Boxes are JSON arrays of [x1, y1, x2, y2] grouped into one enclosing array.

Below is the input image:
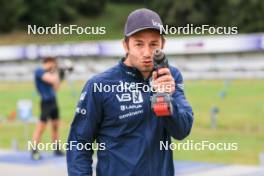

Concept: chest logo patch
[[116, 91, 143, 104]]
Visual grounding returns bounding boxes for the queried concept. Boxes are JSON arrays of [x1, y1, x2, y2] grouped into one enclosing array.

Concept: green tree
[[65, 0, 106, 17], [148, 0, 264, 33], [21, 0, 62, 26], [217, 0, 264, 32], [0, 0, 26, 32]]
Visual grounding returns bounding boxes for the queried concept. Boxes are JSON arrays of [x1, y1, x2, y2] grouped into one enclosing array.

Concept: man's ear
[[123, 39, 129, 53]]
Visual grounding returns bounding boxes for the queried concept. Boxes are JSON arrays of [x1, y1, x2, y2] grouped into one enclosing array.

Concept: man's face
[[44, 61, 57, 71], [123, 29, 164, 77]]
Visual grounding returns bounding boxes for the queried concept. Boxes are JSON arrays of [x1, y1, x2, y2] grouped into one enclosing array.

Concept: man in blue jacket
[[67, 8, 194, 176]]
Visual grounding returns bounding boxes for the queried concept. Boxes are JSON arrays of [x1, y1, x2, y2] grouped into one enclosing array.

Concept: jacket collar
[[119, 57, 144, 80]]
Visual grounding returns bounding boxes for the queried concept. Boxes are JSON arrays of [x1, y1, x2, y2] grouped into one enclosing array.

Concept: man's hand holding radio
[[152, 67, 176, 95]]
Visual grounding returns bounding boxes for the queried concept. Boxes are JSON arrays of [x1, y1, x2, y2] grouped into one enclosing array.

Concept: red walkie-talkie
[[151, 49, 173, 117]]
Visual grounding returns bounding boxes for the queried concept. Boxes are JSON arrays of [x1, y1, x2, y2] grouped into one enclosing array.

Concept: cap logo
[[152, 19, 162, 28]]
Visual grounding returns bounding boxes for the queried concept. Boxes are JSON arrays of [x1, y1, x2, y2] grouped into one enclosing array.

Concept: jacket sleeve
[[67, 79, 103, 176], [162, 69, 194, 140]]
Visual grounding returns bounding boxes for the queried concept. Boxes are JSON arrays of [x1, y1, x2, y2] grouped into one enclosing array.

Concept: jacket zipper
[[144, 80, 152, 176]]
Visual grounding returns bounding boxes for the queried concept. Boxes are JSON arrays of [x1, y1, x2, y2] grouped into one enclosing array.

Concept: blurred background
[[0, 0, 264, 175]]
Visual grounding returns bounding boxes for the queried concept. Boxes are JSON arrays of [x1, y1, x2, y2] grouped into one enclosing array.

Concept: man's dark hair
[[43, 57, 56, 63]]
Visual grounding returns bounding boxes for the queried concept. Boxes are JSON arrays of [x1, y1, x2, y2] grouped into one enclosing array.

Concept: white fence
[[0, 52, 263, 81]]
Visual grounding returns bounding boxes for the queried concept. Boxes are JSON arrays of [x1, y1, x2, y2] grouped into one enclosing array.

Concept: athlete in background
[[32, 57, 64, 160]]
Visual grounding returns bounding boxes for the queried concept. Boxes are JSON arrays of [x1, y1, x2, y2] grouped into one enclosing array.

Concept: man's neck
[[123, 57, 150, 79]]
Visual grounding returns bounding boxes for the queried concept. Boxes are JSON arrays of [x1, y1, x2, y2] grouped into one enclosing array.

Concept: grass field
[[0, 79, 264, 165]]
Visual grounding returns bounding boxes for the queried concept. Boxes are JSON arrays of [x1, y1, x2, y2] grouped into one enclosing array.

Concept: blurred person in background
[[31, 57, 64, 160]]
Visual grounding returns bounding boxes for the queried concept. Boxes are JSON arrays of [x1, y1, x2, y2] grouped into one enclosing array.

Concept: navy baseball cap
[[124, 8, 164, 37]]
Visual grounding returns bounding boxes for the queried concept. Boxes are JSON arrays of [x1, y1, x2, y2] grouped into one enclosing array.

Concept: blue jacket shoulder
[[82, 64, 121, 90], [169, 65, 183, 83]]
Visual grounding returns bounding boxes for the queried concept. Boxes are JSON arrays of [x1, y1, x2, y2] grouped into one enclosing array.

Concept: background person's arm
[[42, 71, 60, 90], [67, 79, 103, 176]]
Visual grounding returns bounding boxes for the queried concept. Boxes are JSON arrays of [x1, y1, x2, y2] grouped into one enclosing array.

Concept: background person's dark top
[[34, 68, 56, 101]]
